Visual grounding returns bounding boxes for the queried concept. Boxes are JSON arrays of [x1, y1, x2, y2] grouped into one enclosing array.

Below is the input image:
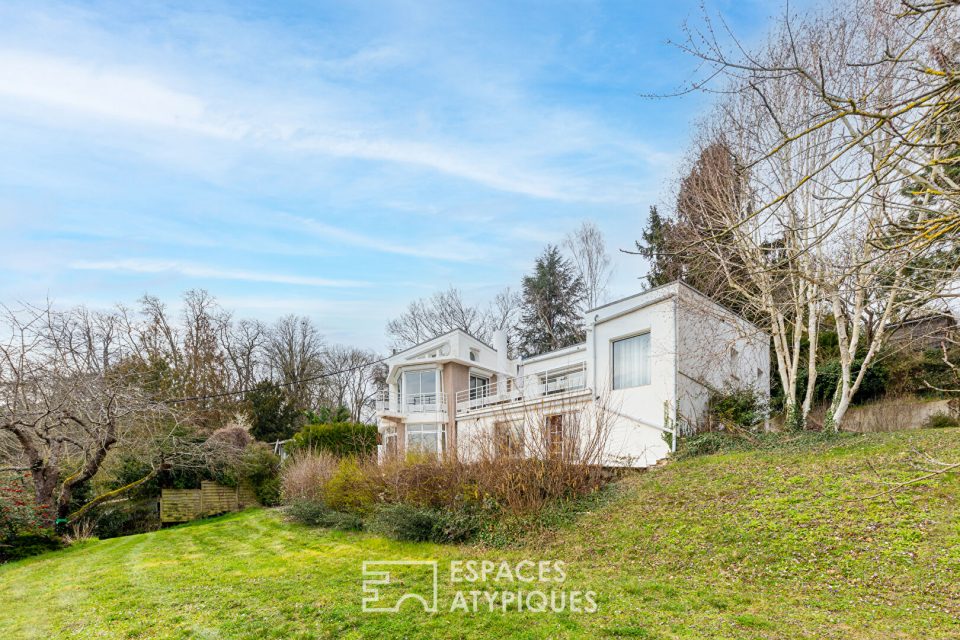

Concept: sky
[[0, 0, 805, 351]]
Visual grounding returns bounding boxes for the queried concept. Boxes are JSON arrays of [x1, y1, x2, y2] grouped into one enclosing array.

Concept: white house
[[375, 281, 769, 468]]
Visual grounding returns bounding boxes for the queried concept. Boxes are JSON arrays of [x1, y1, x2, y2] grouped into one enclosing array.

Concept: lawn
[[1, 429, 959, 639]]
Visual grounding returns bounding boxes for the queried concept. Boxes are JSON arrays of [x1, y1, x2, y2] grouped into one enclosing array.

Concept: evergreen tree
[[635, 205, 679, 289], [516, 245, 586, 357], [247, 381, 303, 442]]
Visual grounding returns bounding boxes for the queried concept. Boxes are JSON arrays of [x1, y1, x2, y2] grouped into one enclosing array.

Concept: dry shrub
[[281, 450, 339, 503], [370, 454, 471, 509], [288, 400, 614, 528], [366, 400, 612, 516], [366, 453, 604, 516]]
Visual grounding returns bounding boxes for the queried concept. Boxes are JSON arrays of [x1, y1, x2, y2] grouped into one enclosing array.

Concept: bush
[[709, 388, 767, 431], [676, 432, 733, 459], [281, 451, 339, 503], [368, 503, 444, 542], [91, 500, 160, 539], [323, 458, 376, 515], [240, 444, 282, 506], [0, 474, 49, 542], [0, 531, 63, 563], [923, 412, 960, 429], [431, 507, 482, 543], [286, 500, 362, 531], [287, 422, 378, 458]]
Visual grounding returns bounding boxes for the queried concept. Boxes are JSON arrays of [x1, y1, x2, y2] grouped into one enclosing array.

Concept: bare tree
[[220, 317, 268, 392], [386, 286, 520, 351], [0, 304, 179, 525], [669, 0, 959, 429], [266, 315, 325, 410], [320, 344, 381, 422], [563, 221, 612, 310]]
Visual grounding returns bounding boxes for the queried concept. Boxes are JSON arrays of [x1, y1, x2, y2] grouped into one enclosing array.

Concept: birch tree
[[674, 0, 959, 429]]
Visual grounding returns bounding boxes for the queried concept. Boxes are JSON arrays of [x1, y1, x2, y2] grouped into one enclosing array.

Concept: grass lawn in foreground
[[1, 428, 959, 639]]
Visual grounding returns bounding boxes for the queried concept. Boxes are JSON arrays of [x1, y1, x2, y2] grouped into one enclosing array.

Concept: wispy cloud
[[70, 259, 369, 288], [0, 45, 660, 204], [277, 214, 487, 262], [0, 51, 239, 137]]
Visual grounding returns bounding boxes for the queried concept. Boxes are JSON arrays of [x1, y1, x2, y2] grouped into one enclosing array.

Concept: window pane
[[419, 370, 436, 394], [613, 333, 650, 390], [469, 375, 488, 399], [403, 371, 420, 395], [407, 424, 440, 454]]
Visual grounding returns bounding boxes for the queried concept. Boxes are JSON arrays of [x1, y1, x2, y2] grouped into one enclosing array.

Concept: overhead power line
[[163, 357, 387, 405]]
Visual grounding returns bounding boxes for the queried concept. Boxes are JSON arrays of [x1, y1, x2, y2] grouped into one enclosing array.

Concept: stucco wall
[[674, 286, 770, 432], [443, 361, 470, 452]]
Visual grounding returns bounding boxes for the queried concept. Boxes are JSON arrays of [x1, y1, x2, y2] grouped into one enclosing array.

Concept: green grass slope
[[1, 429, 958, 639]]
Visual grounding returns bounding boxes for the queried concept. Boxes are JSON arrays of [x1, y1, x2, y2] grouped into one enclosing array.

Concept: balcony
[[375, 391, 448, 417], [454, 361, 588, 415]]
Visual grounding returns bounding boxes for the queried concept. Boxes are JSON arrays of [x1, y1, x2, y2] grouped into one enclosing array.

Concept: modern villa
[[375, 281, 770, 468]]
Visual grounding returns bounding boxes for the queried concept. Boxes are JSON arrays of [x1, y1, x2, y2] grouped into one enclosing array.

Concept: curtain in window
[[613, 333, 650, 389]]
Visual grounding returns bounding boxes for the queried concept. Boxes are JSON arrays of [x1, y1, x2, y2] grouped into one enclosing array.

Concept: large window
[[406, 424, 445, 455], [469, 374, 489, 400], [612, 333, 651, 389], [402, 369, 438, 406]]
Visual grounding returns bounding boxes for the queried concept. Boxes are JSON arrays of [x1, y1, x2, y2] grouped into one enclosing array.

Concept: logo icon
[[362, 560, 439, 613]]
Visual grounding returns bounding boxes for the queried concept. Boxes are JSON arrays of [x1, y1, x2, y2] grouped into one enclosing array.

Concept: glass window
[[612, 333, 651, 389], [403, 369, 437, 405], [469, 374, 489, 400], [406, 424, 444, 455]]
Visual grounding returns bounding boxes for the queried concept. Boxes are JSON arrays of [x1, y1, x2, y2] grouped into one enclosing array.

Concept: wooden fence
[[160, 481, 259, 523]]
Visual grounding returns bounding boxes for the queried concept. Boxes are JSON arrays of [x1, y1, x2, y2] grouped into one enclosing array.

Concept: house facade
[[375, 281, 769, 468]]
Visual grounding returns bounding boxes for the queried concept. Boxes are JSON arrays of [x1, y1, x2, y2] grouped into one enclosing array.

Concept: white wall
[[587, 286, 678, 435], [674, 285, 770, 431], [439, 283, 769, 466]]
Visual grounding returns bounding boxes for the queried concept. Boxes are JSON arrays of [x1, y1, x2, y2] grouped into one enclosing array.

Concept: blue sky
[[0, 0, 800, 350]]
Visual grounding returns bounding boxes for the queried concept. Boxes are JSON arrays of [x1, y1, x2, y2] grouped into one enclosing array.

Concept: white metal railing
[[374, 391, 448, 416], [454, 361, 588, 415]]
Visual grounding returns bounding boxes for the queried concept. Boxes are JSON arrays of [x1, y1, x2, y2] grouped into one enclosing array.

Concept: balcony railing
[[454, 361, 587, 415], [375, 391, 448, 416]]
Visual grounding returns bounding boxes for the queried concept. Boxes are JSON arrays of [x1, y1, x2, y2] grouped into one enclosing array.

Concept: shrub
[[287, 500, 363, 531], [709, 388, 767, 432], [206, 425, 254, 452], [0, 532, 63, 563], [0, 474, 49, 541], [281, 451, 339, 503], [923, 412, 960, 429], [306, 406, 351, 424], [239, 444, 282, 506], [0, 474, 59, 562], [288, 422, 378, 458], [323, 458, 376, 515], [91, 500, 160, 539], [374, 455, 469, 509], [368, 503, 444, 542], [676, 432, 733, 459], [431, 507, 482, 543]]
